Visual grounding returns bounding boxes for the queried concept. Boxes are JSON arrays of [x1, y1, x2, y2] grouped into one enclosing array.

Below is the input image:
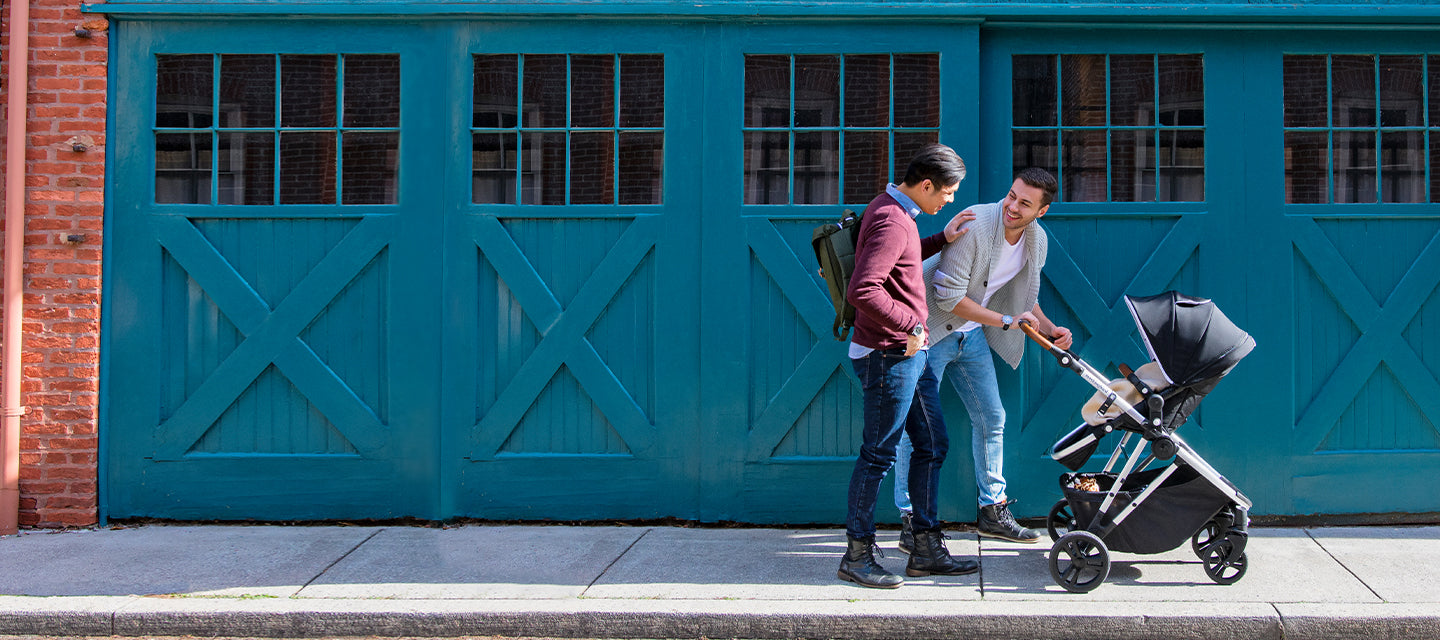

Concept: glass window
[[471, 54, 664, 205], [1011, 54, 1205, 203], [743, 53, 939, 205], [1283, 54, 1434, 204], [154, 53, 400, 205]]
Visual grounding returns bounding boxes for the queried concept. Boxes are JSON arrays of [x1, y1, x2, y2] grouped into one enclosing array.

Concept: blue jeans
[[846, 347, 949, 539], [894, 328, 1009, 509]]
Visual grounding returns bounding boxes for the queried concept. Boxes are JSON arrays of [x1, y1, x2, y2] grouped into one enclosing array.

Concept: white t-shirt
[[954, 235, 1026, 335]]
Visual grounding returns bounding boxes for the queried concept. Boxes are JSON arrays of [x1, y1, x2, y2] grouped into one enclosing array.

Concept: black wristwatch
[[910, 324, 925, 337], [1000, 315, 1014, 331]]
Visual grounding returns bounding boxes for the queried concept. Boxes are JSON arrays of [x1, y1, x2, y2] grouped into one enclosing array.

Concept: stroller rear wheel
[[1049, 531, 1110, 593], [1191, 519, 1223, 559], [1201, 539, 1248, 584], [1047, 500, 1076, 542]]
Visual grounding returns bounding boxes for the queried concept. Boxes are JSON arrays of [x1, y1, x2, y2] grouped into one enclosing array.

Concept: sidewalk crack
[[581, 527, 650, 597], [1304, 528, 1385, 603], [296, 528, 384, 596]]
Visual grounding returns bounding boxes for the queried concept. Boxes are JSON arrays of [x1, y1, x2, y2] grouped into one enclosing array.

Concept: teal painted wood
[[439, 21, 706, 520], [102, 16, 1440, 522], [104, 20, 449, 519], [82, 1, 1440, 25]]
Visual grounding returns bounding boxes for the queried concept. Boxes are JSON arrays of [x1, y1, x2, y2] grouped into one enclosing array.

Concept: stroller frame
[[1020, 300, 1254, 593]]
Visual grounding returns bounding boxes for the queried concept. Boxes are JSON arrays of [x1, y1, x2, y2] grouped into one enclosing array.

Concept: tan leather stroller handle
[[1018, 319, 1056, 350]]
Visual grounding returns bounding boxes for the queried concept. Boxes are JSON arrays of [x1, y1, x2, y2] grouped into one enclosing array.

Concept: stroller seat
[[1081, 362, 1169, 426]]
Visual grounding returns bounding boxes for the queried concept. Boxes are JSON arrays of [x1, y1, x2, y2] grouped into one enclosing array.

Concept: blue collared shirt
[[886, 183, 923, 219]]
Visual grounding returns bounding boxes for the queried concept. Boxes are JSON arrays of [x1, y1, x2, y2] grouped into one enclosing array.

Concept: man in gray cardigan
[[893, 167, 1073, 546]]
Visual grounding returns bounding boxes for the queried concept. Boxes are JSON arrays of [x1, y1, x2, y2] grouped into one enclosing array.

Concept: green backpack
[[811, 208, 862, 341]]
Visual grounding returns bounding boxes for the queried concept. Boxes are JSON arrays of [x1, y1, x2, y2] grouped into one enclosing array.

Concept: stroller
[[1019, 291, 1256, 593]]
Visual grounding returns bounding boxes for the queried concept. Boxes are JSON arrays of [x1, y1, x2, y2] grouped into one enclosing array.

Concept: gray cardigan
[[922, 201, 1048, 369]]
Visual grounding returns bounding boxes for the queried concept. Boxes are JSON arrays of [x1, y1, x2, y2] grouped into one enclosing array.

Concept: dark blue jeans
[[846, 347, 950, 539]]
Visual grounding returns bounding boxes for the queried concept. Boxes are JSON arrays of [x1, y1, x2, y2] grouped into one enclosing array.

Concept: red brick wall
[[0, 3, 107, 528]]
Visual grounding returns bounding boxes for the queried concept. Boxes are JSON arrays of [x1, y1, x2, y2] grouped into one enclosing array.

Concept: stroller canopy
[[1125, 292, 1256, 387]]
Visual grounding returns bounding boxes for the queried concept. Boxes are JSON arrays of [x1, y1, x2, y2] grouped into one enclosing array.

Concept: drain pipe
[[2, 0, 32, 536]]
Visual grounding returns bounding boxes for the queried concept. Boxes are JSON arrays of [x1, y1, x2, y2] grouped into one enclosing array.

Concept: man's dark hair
[[1015, 167, 1058, 207], [901, 144, 966, 189]]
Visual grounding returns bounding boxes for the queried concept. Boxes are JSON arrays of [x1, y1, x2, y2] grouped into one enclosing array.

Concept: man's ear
[[1036, 203, 1050, 218]]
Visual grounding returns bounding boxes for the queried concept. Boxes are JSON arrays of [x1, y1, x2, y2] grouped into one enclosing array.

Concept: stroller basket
[[1063, 465, 1231, 555]]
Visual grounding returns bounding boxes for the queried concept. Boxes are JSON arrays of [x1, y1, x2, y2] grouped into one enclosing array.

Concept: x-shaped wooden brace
[[1019, 215, 1205, 439], [467, 214, 658, 460], [150, 215, 394, 460], [743, 218, 857, 460], [1291, 220, 1440, 452]]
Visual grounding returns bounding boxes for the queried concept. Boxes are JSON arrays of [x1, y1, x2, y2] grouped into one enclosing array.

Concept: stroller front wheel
[[1201, 539, 1248, 585], [1047, 500, 1076, 542], [1049, 530, 1110, 593], [1191, 519, 1223, 559]]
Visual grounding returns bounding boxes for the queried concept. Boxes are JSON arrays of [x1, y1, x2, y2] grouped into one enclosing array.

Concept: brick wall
[[0, 2, 107, 528]]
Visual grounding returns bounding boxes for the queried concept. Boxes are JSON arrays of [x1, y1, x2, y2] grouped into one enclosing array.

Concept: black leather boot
[[838, 536, 904, 588], [906, 529, 980, 576], [898, 511, 914, 554], [977, 501, 1042, 544]]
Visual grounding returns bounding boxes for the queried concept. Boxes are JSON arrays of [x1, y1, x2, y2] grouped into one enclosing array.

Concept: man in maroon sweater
[[838, 144, 980, 588]]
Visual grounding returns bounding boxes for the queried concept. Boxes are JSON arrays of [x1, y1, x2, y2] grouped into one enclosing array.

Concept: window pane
[[1332, 55, 1376, 128], [1013, 55, 1056, 127], [571, 55, 615, 128], [794, 131, 838, 204], [1110, 129, 1153, 202], [1379, 55, 1424, 127], [570, 131, 614, 204], [1110, 55, 1154, 127], [1285, 131, 1328, 204], [156, 132, 212, 204], [1431, 56, 1440, 127], [1012, 130, 1058, 178], [521, 131, 566, 205], [1381, 130, 1424, 203], [523, 55, 567, 128], [794, 55, 839, 127], [220, 55, 274, 128], [1284, 55, 1329, 128], [1062, 55, 1107, 127], [618, 132, 663, 204], [844, 130, 888, 203], [1063, 129, 1107, 201], [893, 54, 939, 128], [472, 132, 517, 204], [619, 55, 664, 128], [1431, 134, 1440, 203], [1158, 54, 1204, 126], [344, 55, 400, 128], [279, 131, 336, 204], [218, 132, 273, 205], [893, 130, 939, 182], [744, 131, 788, 204], [1159, 129, 1204, 201], [156, 55, 213, 128], [844, 55, 890, 128], [280, 55, 337, 128], [1334, 130, 1377, 203], [342, 131, 398, 204], [473, 55, 519, 128], [745, 55, 790, 128]]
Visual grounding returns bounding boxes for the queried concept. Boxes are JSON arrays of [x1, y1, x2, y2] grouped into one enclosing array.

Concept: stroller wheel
[[1047, 500, 1075, 542], [1191, 519, 1223, 559], [1201, 539, 1248, 585], [1049, 531, 1110, 593]]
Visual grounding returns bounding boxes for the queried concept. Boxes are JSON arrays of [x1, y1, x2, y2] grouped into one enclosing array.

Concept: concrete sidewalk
[[0, 523, 1436, 639]]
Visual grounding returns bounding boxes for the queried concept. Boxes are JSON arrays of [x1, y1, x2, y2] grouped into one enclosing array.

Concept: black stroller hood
[[1125, 291, 1256, 387]]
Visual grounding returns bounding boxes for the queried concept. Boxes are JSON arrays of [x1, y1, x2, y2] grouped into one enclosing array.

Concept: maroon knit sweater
[[845, 192, 947, 350]]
